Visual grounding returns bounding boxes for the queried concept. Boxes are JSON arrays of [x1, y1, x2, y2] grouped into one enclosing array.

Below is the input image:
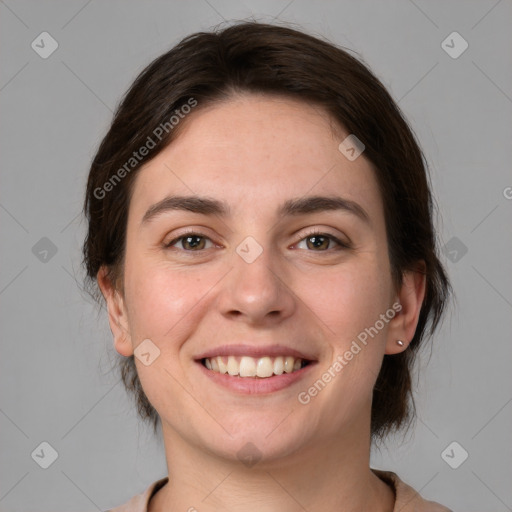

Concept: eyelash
[[163, 229, 351, 253]]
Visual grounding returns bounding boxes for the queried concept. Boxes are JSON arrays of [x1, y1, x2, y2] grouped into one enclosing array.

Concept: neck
[[149, 419, 395, 512]]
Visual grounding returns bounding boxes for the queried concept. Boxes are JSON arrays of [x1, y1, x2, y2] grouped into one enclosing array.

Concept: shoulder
[[372, 469, 453, 512], [104, 477, 169, 512]]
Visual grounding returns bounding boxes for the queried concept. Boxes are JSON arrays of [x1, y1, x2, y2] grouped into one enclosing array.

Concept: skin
[[98, 94, 426, 512]]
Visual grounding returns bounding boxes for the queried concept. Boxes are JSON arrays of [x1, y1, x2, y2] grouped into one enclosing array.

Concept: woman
[[83, 21, 452, 512]]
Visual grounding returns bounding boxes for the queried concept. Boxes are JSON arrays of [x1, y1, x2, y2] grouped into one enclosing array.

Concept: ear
[[97, 266, 134, 357], [385, 261, 427, 355]]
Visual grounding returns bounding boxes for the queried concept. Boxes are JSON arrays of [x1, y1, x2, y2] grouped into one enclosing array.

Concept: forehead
[[129, 94, 383, 223]]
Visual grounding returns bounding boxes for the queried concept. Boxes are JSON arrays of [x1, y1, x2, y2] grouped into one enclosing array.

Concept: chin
[[197, 417, 311, 466]]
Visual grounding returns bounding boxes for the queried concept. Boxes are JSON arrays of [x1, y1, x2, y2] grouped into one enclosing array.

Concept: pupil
[[309, 236, 327, 250], [186, 236, 203, 249]]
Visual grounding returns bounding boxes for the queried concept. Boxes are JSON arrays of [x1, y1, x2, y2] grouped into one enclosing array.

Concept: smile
[[202, 355, 310, 378], [195, 344, 318, 394]]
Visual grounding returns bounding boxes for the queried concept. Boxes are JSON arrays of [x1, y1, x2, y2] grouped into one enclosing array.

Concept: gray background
[[1, 1, 511, 510]]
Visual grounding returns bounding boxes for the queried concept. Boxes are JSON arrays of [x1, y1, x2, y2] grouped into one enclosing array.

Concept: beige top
[[106, 470, 452, 511]]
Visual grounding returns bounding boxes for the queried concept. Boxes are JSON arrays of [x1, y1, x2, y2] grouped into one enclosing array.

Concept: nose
[[216, 240, 297, 326]]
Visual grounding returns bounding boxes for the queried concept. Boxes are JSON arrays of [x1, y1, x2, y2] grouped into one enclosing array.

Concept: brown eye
[[181, 235, 206, 250], [306, 235, 331, 251], [296, 231, 349, 252], [165, 233, 213, 251]]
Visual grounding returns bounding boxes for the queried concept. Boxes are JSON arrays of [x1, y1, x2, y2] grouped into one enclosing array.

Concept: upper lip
[[195, 344, 318, 361]]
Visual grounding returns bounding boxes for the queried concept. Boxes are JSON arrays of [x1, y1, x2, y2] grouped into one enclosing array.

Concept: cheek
[[300, 262, 393, 423], [298, 258, 392, 343], [123, 254, 219, 344]]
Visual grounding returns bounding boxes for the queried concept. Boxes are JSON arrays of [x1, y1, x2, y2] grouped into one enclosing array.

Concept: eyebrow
[[140, 194, 370, 225]]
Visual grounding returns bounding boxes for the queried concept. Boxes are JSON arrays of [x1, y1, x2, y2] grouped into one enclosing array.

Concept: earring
[[396, 340, 404, 347]]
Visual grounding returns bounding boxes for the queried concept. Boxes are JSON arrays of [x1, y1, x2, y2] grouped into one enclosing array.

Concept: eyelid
[[163, 230, 218, 249], [163, 227, 351, 253], [293, 228, 351, 250]]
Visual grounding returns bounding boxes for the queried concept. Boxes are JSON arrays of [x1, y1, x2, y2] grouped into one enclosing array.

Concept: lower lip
[[196, 361, 317, 394]]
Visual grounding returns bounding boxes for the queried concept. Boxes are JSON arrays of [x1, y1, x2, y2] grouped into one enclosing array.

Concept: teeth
[[203, 355, 308, 378], [273, 356, 284, 375], [227, 356, 238, 376], [218, 357, 227, 374], [257, 357, 274, 378], [284, 356, 295, 373], [239, 356, 256, 377]]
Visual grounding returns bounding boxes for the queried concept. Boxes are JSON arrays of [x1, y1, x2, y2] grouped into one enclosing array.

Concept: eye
[[164, 232, 214, 251], [163, 230, 350, 253], [295, 230, 350, 251]]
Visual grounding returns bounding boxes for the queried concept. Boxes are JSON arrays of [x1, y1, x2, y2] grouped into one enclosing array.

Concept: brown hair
[[83, 21, 451, 442]]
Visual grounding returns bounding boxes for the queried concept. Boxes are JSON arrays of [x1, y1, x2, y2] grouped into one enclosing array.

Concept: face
[[100, 94, 424, 464]]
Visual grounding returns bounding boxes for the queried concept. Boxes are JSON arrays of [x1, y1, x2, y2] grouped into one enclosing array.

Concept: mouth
[[201, 355, 312, 378], [194, 344, 318, 394]]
